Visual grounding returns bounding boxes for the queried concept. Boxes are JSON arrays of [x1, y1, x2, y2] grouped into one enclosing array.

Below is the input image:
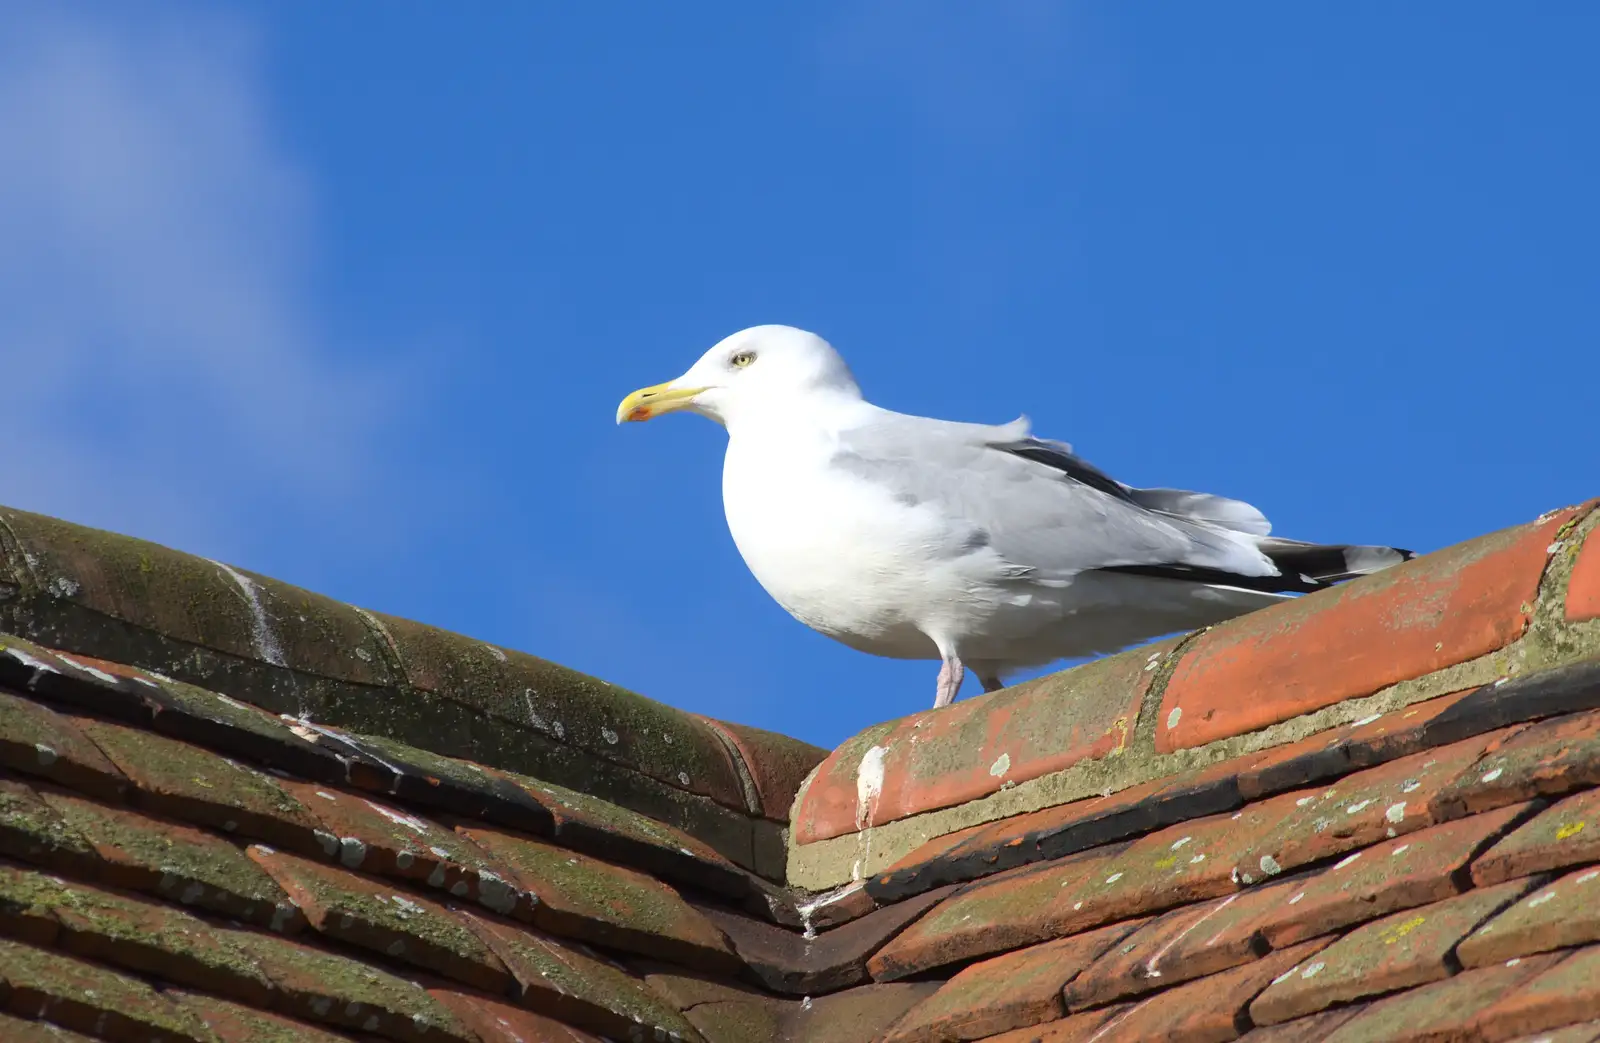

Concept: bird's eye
[[730, 351, 756, 368]]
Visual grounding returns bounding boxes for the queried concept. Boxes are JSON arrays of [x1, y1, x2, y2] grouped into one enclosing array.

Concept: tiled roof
[[0, 500, 1598, 1041]]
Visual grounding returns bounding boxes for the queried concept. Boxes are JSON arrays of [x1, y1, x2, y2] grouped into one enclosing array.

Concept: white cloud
[[0, 3, 401, 556]]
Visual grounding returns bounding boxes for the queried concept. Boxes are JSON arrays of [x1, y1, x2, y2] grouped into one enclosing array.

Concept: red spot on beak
[[630, 407, 652, 421]]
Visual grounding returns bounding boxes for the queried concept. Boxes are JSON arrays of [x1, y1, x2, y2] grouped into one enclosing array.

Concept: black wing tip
[[1097, 563, 1327, 595], [1101, 540, 1416, 597]]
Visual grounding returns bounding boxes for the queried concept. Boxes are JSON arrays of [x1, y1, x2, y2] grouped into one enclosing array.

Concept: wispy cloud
[[0, 3, 405, 558], [817, 0, 1097, 144]]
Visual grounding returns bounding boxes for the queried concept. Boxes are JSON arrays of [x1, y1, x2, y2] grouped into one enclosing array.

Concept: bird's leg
[[977, 673, 1005, 694], [933, 656, 965, 709]]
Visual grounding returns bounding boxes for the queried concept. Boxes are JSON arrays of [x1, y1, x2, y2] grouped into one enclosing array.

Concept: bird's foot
[[933, 656, 964, 709]]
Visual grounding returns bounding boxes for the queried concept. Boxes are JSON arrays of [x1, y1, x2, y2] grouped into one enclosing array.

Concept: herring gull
[[616, 325, 1413, 709]]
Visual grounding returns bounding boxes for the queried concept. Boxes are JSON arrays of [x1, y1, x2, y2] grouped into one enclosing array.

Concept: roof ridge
[[0, 504, 828, 874]]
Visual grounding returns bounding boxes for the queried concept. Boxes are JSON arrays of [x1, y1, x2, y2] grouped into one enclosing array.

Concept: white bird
[[616, 325, 1412, 709]]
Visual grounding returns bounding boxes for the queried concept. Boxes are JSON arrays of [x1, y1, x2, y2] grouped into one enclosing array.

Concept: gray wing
[[831, 412, 1276, 583]]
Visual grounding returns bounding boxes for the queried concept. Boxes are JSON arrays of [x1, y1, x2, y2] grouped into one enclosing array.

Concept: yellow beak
[[615, 382, 708, 424]]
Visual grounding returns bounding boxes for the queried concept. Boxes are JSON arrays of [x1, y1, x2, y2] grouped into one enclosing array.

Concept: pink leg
[[934, 656, 964, 709]]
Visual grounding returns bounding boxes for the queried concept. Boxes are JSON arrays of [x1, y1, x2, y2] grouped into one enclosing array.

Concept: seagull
[[616, 325, 1413, 709]]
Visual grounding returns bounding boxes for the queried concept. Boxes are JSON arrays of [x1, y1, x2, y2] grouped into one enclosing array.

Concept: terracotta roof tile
[[1061, 897, 1267, 1011], [1458, 864, 1600, 968], [870, 685, 1519, 906], [0, 1011, 101, 1042], [246, 843, 513, 992], [453, 905, 705, 1041], [1567, 525, 1600, 623], [4, 500, 1600, 1042], [1319, 951, 1564, 1043], [458, 821, 738, 972], [1157, 507, 1589, 752], [1249, 801, 1535, 948], [1248, 877, 1538, 1025], [31, 784, 303, 931], [973, 1004, 1136, 1043], [694, 883, 954, 994], [1229, 732, 1499, 886], [785, 984, 943, 1043], [796, 635, 1174, 843], [0, 689, 127, 801], [369, 609, 754, 811], [1474, 785, 1600, 886], [0, 776, 100, 878], [1496, 1020, 1600, 1043], [0, 935, 220, 1042], [428, 987, 607, 1043], [277, 778, 519, 906], [71, 716, 324, 852], [880, 919, 1144, 1043], [1, 863, 278, 1005], [1101, 938, 1330, 1043], [1473, 947, 1600, 1042], [1232, 1006, 1369, 1043], [1434, 709, 1600, 819], [869, 768, 1238, 905], [697, 716, 831, 821], [867, 843, 1132, 980], [218, 925, 478, 1042], [166, 990, 357, 1043]]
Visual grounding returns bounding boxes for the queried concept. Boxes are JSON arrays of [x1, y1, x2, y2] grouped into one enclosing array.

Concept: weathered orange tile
[[1433, 710, 1600, 819], [796, 639, 1171, 844], [975, 1004, 1135, 1042], [0, 936, 218, 1042], [1104, 938, 1329, 1043], [1158, 506, 1589, 752], [1567, 525, 1600, 622], [248, 844, 513, 993], [0, 776, 100, 878], [280, 779, 525, 916], [1233, 1007, 1369, 1043], [1230, 733, 1498, 885], [867, 844, 1131, 981], [697, 884, 953, 994], [0, 1012, 102, 1042], [870, 797, 1260, 982], [1492, 1022, 1600, 1043], [869, 819, 996, 900], [33, 785, 302, 932], [73, 716, 323, 852], [1458, 864, 1600, 968], [1096, 802, 1530, 979], [880, 920, 1144, 1043], [430, 987, 606, 1043], [1473, 945, 1600, 1041], [694, 716, 828, 821], [874, 690, 1493, 907], [1062, 896, 1266, 1011], [459, 822, 737, 973], [217, 925, 478, 1043], [497, 768, 751, 901], [0, 689, 127, 800], [870, 771, 1228, 905], [1474, 786, 1600, 885], [453, 906, 704, 1042], [1248, 879, 1538, 1025], [168, 990, 355, 1043], [0, 861, 276, 1005], [0, 861, 60, 946], [1319, 952, 1563, 1043]]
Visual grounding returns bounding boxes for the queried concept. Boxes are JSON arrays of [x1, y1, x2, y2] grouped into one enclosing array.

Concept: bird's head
[[615, 325, 860, 428]]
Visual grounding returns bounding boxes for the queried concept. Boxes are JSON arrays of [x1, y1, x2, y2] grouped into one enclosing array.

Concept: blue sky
[[3, 2, 1596, 749]]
